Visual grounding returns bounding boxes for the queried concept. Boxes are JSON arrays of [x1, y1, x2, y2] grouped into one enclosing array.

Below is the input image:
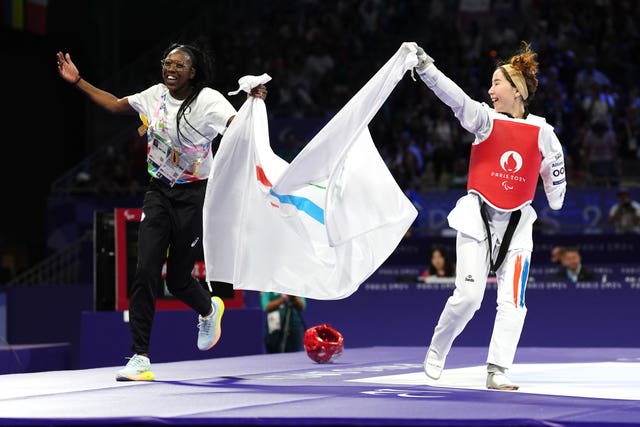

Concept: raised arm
[[56, 51, 136, 115], [414, 46, 491, 139]]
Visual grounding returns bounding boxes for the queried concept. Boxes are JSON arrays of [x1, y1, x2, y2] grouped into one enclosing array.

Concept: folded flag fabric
[[202, 43, 420, 300]]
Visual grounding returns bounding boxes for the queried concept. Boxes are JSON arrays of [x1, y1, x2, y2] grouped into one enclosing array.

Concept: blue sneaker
[[116, 354, 155, 381], [197, 296, 225, 350]]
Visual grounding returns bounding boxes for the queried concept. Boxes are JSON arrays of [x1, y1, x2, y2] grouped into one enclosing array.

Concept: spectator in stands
[[431, 108, 457, 186], [413, 41, 566, 391], [261, 293, 307, 353], [607, 189, 640, 234], [573, 56, 612, 107], [554, 246, 598, 283], [581, 119, 619, 187], [56, 41, 267, 382], [550, 245, 565, 265], [418, 245, 456, 281]]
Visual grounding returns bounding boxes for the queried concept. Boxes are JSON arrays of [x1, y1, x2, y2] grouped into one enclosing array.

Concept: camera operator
[[608, 189, 640, 234]]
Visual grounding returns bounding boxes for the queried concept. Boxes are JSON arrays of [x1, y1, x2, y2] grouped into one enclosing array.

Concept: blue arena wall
[[2, 232, 639, 374], [47, 187, 639, 255], [2, 188, 637, 373]]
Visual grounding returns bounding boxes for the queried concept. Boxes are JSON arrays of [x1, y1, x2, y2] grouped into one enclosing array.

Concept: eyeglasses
[[160, 60, 189, 70]]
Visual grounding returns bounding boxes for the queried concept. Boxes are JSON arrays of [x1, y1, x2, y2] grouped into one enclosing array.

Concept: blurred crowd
[[8, 0, 640, 284], [74, 0, 640, 196]]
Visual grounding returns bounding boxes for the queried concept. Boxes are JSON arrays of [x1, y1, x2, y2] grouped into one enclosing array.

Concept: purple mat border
[[0, 346, 639, 427]]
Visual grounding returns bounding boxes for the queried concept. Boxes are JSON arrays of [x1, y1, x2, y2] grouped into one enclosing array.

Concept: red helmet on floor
[[303, 323, 344, 363]]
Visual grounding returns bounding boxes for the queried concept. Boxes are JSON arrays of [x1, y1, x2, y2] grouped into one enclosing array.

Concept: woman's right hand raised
[[56, 51, 81, 85]]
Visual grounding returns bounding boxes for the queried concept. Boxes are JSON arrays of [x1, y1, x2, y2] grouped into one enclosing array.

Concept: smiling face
[[161, 48, 196, 99], [488, 68, 524, 118]]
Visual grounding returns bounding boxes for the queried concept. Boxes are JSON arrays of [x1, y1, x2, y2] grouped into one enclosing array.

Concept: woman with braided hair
[[57, 41, 266, 381], [412, 41, 566, 390]]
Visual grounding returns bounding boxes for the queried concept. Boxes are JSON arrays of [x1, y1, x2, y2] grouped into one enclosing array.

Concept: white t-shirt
[[128, 84, 237, 184]]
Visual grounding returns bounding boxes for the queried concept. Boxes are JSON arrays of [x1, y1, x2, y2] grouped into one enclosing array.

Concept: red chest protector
[[467, 118, 542, 211]]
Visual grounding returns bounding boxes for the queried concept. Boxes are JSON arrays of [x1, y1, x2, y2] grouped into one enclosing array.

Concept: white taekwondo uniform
[[417, 63, 566, 369]]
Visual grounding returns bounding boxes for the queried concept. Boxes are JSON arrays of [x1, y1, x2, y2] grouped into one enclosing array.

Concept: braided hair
[[161, 40, 215, 146]]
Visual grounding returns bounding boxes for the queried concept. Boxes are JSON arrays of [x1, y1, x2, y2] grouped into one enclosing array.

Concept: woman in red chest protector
[[412, 41, 567, 390]]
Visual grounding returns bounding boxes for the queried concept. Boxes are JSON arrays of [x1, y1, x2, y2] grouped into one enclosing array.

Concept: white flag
[[202, 43, 420, 300]]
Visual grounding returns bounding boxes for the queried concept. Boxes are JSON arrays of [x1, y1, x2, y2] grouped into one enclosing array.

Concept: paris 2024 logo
[[499, 150, 523, 190]]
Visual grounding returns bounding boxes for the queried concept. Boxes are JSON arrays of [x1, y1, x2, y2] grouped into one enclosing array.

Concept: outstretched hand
[[248, 84, 268, 100], [56, 51, 81, 85], [415, 46, 435, 71]]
